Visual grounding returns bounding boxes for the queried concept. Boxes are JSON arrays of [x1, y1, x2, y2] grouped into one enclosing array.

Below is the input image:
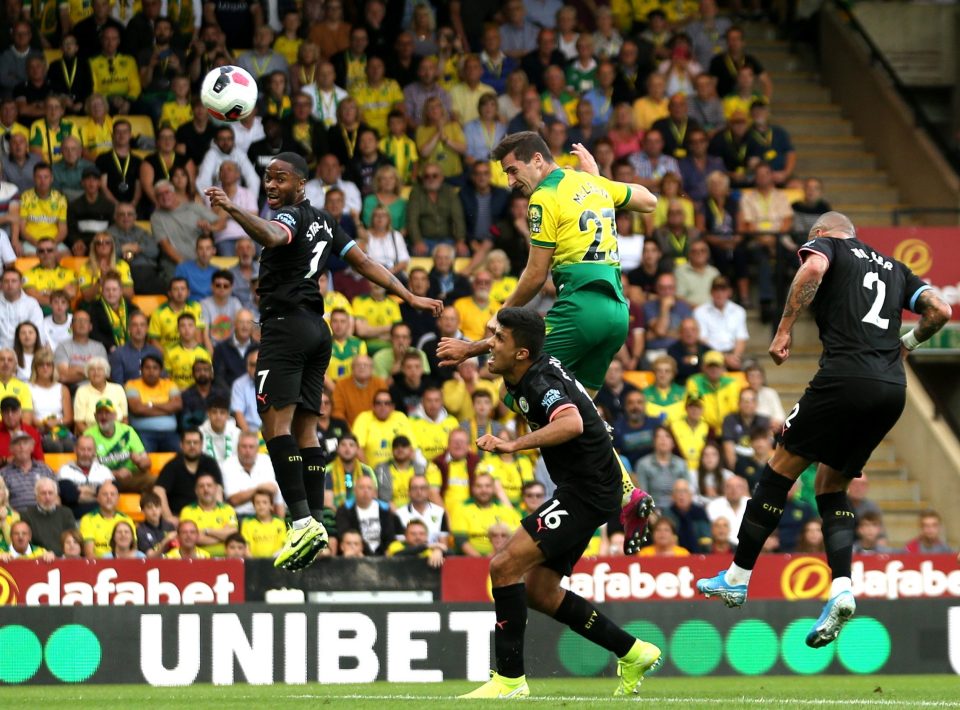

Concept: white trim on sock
[[830, 576, 852, 597], [724, 563, 752, 587]]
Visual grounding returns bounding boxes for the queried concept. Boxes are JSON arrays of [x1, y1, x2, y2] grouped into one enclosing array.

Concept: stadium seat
[[61, 256, 86, 272], [132, 295, 165, 316], [211, 256, 238, 269], [118, 115, 156, 143], [149, 451, 176, 475], [43, 452, 74, 472], [118, 493, 144, 522], [14, 257, 38, 273], [136, 220, 151, 233], [43, 48, 62, 65], [623, 371, 654, 389]]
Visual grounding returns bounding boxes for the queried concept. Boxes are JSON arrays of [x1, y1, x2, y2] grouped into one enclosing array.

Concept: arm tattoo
[[914, 290, 950, 342], [781, 277, 821, 320]]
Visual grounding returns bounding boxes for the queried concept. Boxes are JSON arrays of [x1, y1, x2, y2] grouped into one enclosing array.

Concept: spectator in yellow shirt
[[29, 96, 81, 165], [19, 163, 68, 254], [164, 519, 211, 559], [353, 55, 404, 138], [89, 26, 141, 115], [178, 472, 238, 557], [410, 387, 459, 462], [352, 284, 402, 354], [23, 237, 78, 307], [240, 490, 287, 558], [450, 473, 521, 557], [352, 389, 417, 468], [453, 270, 498, 341], [163, 312, 212, 390], [79, 481, 134, 558], [148, 276, 207, 353], [685, 350, 741, 436]]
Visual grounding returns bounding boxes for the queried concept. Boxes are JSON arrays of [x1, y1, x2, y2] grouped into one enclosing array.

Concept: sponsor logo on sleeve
[[541, 389, 563, 410], [275, 212, 297, 229]]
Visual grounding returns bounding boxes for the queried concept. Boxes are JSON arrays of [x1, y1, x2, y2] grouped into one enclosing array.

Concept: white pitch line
[[273, 694, 960, 708]]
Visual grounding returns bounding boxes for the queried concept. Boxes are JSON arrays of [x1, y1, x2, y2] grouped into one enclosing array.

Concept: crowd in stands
[[0, 0, 950, 563]]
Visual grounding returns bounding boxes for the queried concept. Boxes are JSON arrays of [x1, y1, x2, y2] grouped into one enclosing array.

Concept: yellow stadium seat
[[132, 294, 166, 316], [14, 257, 38, 273], [623, 370, 655, 390], [118, 493, 144, 522], [406, 257, 472, 274], [118, 114, 156, 143], [454, 257, 470, 273], [149, 451, 176, 475], [211, 256, 238, 269], [136, 220, 152, 233], [43, 452, 75, 472], [43, 48, 62, 65], [61, 256, 86, 272]]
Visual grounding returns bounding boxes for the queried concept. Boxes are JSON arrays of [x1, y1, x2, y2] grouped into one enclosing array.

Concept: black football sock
[[816, 491, 856, 581], [266, 435, 310, 521], [299, 447, 328, 523], [733, 464, 795, 570], [492, 583, 527, 679], [553, 590, 635, 658]]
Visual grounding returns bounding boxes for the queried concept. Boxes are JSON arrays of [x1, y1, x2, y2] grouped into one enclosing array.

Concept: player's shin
[[492, 583, 528, 680], [266, 435, 311, 524], [552, 590, 636, 657], [300, 447, 328, 523], [728, 464, 795, 585], [816, 491, 856, 594]]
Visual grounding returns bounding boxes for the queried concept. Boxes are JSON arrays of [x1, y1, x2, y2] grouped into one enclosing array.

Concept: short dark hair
[[181, 427, 202, 441], [177, 312, 196, 325], [392, 435, 411, 449], [207, 395, 230, 411], [33, 162, 52, 175], [522, 480, 545, 495], [491, 131, 553, 164], [168, 276, 188, 291], [139, 490, 161, 508], [387, 109, 405, 122], [495, 307, 545, 359], [405, 519, 428, 532], [272, 152, 309, 179], [225, 532, 247, 547], [140, 353, 163, 369], [859, 511, 883, 526], [212, 269, 233, 284], [196, 233, 215, 247], [471, 389, 493, 403]]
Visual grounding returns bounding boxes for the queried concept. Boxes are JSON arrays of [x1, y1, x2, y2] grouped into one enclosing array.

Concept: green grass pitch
[[4, 675, 960, 709]]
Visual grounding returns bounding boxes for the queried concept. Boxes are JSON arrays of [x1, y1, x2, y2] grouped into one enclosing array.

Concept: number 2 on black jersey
[[861, 272, 890, 330]]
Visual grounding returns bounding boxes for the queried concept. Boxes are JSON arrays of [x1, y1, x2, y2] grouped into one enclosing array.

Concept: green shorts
[[544, 287, 629, 391]]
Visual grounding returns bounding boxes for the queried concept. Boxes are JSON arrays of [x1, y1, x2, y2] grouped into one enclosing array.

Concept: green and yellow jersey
[[79, 509, 135, 558], [527, 168, 631, 302], [241, 516, 287, 558], [164, 343, 211, 390], [179, 502, 238, 557], [148, 300, 205, 353], [329, 336, 366, 381]]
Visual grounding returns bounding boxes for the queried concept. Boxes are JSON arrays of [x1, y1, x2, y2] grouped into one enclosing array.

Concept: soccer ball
[[200, 65, 258, 122]]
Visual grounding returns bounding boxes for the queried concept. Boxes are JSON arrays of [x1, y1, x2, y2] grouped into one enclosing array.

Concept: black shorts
[[780, 375, 905, 478], [256, 310, 331, 415], [521, 487, 613, 577]]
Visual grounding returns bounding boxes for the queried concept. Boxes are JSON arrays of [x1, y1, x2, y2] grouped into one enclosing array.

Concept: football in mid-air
[[200, 65, 257, 122]]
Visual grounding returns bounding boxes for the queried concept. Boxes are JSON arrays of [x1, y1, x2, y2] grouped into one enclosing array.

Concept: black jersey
[[798, 237, 929, 385], [506, 354, 621, 505], [259, 199, 355, 319]]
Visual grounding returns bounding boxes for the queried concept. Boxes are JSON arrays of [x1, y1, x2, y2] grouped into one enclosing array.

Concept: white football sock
[[830, 577, 852, 597], [724, 563, 752, 587], [292, 517, 313, 530]]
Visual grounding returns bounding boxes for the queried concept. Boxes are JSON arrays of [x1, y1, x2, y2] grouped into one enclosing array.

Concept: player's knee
[[526, 583, 563, 615], [489, 551, 519, 587], [814, 467, 848, 495]]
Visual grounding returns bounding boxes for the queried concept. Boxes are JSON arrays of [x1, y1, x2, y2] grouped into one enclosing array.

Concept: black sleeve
[[271, 206, 300, 239], [526, 370, 577, 423], [797, 236, 835, 265], [329, 214, 356, 259], [899, 262, 932, 313]]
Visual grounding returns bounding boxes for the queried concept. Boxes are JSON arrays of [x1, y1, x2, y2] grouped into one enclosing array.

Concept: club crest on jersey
[[518, 397, 529, 413], [276, 212, 296, 229], [527, 204, 542, 234], [541, 389, 563, 410]]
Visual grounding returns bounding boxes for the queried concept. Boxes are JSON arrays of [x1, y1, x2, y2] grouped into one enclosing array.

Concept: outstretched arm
[[477, 407, 584, 453], [769, 252, 829, 365], [571, 142, 658, 213], [345, 246, 444, 315], [901, 290, 952, 352], [206, 187, 288, 248]]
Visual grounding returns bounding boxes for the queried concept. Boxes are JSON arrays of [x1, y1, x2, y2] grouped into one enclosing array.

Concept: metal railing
[[831, 0, 960, 175]]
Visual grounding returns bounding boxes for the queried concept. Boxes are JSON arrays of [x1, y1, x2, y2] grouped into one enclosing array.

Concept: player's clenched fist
[[477, 433, 513, 454], [204, 186, 231, 210]]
